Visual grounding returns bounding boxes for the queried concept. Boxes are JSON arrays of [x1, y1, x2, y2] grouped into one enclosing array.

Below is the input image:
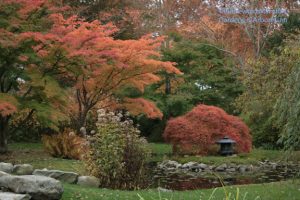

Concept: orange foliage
[[25, 13, 180, 128], [163, 104, 252, 155], [42, 129, 87, 160], [0, 102, 17, 117], [121, 98, 163, 119], [2, 0, 180, 130]]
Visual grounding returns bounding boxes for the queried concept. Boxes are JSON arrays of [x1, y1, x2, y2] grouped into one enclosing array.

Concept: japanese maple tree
[[44, 15, 180, 131], [0, 0, 181, 144], [0, 0, 70, 153], [163, 104, 252, 155]]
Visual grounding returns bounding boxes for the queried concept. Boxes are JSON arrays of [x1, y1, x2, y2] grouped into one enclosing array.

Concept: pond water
[[151, 165, 300, 190]]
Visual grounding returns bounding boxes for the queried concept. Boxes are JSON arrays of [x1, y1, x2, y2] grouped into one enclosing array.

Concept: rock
[[198, 163, 208, 169], [157, 187, 172, 192], [228, 164, 237, 168], [0, 192, 31, 200], [182, 162, 198, 169], [0, 192, 30, 200], [33, 169, 78, 184], [271, 163, 277, 170], [0, 163, 13, 173], [238, 165, 247, 173], [215, 164, 227, 172], [226, 168, 236, 172], [0, 171, 9, 177], [13, 164, 34, 175], [158, 160, 181, 169], [246, 165, 253, 171], [80, 127, 87, 136], [0, 175, 63, 200], [77, 176, 100, 188]]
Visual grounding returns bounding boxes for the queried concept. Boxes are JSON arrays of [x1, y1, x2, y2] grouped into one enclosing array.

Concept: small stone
[[0, 192, 31, 200], [80, 127, 87, 136], [226, 168, 236, 172], [239, 165, 247, 173], [13, 164, 34, 175], [158, 160, 181, 169], [0, 163, 13, 173], [198, 163, 208, 169], [77, 176, 100, 188], [182, 162, 198, 169], [157, 187, 172, 192], [215, 164, 227, 172]]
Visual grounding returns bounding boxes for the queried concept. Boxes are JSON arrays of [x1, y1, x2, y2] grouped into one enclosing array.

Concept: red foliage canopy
[[163, 104, 252, 155]]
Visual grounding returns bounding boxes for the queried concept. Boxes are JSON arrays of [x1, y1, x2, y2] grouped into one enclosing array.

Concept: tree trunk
[[165, 74, 171, 95], [0, 116, 9, 154], [76, 108, 89, 134]]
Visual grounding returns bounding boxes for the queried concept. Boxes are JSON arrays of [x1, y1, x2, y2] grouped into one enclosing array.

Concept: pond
[[150, 164, 300, 190]]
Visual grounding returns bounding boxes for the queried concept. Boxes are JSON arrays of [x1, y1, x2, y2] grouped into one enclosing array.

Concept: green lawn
[[62, 180, 300, 200], [150, 143, 300, 165], [1, 142, 299, 173], [1, 142, 300, 199], [0, 142, 85, 174]]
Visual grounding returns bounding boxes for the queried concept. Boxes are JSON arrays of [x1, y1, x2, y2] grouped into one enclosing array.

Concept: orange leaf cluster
[[0, 101, 17, 117], [121, 98, 163, 119], [42, 129, 87, 160]]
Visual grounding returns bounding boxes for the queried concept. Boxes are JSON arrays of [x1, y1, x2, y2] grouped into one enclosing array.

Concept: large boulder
[[13, 164, 34, 175], [0, 175, 63, 200], [0, 192, 31, 200], [77, 176, 100, 188], [33, 169, 78, 184], [0, 163, 13, 173]]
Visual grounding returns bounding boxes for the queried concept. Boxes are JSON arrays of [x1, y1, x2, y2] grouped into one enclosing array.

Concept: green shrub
[[84, 109, 150, 189]]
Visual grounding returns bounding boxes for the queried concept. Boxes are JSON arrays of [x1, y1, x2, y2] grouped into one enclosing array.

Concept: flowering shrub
[[163, 104, 252, 155], [84, 109, 150, 189], [42, 128, 87, 160]]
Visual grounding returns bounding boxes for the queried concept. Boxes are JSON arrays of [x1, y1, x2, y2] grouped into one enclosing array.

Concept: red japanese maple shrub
[[163, 104, 252, 155]]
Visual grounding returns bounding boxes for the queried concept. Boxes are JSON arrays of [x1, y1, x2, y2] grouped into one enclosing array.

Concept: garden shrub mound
[[42, 129, 87, 160], [163, 104, 252, 155], [84, 109, 150, 190]]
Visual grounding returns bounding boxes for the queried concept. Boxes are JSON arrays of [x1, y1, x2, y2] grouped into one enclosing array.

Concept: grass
[[1, 142, 300, 173], [62, 179, 300, 200], [0, 142, 85, 174], [149, 143, 173, 162], [149, 143, 300, 165], [2, 142, 300, 199]]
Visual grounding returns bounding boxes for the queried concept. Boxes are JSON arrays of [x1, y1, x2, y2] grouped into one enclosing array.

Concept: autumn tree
[[24, 10, 180, 133], [163, 104, 252, 155], [62, 0, 148, 39], [136, 38, 243, 141], [0, 0, 71, 153]]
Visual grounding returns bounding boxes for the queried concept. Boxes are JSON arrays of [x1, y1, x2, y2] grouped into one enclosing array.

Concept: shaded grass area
[[62, 180, 300, 200], [150, 143, 300, 165], [0, 143, 85, 174], [1, 142, 300, 176]]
